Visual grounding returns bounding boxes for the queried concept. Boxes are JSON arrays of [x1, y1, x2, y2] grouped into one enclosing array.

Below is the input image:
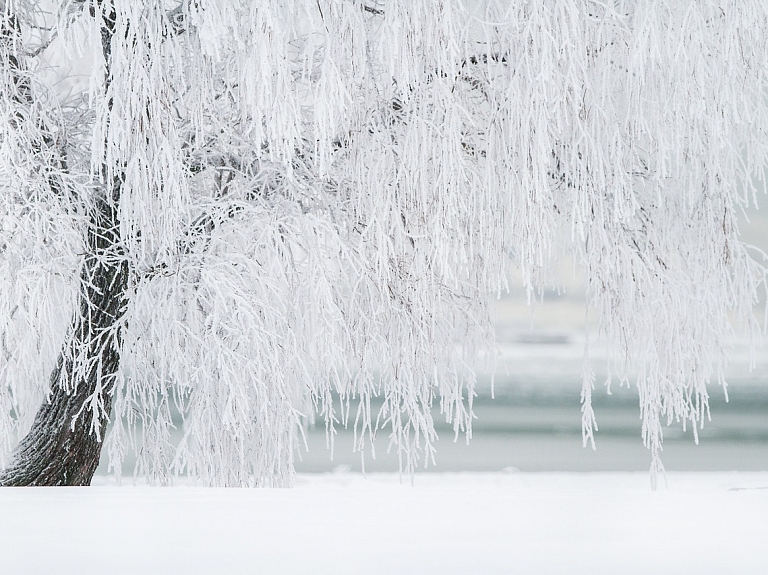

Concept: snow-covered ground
[[1, 472, 766, 575]]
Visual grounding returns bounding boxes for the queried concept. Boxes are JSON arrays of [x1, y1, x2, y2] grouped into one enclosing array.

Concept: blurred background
[[295, 207, 768, 474]]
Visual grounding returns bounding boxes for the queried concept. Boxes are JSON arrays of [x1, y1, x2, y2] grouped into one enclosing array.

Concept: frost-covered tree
[[0, 0, 766, 487]]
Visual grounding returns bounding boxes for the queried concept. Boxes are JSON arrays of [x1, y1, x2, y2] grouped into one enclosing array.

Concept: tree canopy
[[1, 0, 767, 486]]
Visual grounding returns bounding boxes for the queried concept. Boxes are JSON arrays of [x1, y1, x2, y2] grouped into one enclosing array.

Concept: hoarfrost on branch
[[0, 0, 766, 486]]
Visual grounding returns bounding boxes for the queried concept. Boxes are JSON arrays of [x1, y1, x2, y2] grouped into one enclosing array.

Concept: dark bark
[[0, 193, 128, 486], [0, 2, 126, 486]]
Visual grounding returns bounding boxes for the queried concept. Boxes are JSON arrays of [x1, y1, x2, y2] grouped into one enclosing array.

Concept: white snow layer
[[0, 472, 766, 574]]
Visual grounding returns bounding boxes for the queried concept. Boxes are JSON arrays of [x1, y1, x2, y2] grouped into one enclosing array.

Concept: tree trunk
[[0, 1, 125, 487], [0, 194, 128, 486]]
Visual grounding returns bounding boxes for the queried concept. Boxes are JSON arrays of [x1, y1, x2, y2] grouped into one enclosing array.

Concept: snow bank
[[0, 472, 766, 574]]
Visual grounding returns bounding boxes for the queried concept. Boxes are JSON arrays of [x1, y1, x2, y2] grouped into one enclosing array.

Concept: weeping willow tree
[[0, 0, 766, 487]]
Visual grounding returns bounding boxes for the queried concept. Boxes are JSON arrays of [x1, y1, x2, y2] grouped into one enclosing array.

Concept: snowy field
[[0, 472, 766, 575]]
